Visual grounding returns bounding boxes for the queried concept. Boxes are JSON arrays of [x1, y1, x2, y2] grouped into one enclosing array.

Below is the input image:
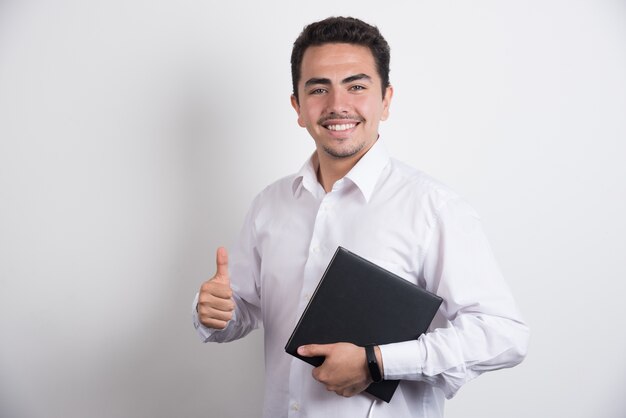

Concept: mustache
[[317, 113, 365, 124]]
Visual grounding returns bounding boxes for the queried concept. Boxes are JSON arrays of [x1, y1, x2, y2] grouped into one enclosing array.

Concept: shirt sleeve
[[379, 197, 530, 398], [191, 198, 263, 343]]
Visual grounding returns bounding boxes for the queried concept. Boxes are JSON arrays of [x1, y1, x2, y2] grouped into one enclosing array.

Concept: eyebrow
[[304, 73, 373, 88], [342, 73, 372, 84]]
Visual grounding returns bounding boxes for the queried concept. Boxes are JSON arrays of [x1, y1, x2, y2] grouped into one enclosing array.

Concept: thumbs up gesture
[[197, 247, 235, 330]]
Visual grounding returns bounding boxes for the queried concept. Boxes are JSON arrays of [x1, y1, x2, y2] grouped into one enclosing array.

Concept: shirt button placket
[[288, 401, 300, 417]]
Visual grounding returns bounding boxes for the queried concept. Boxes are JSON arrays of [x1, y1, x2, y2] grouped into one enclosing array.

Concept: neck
[[316, 157, 355, 193], [315, 140, 376, 193]]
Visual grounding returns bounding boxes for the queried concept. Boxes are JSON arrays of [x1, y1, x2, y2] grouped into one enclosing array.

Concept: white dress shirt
[[193, 139, 529, 418]]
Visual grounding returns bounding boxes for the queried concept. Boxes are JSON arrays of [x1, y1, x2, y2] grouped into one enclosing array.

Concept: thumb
[[213, 246, 230, 284], [297, 344, 330, 358]]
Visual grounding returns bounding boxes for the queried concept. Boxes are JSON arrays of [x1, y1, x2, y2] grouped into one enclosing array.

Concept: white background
[[1, 1, 625, 417]]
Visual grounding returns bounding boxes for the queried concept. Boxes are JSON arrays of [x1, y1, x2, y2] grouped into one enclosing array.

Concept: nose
[[325, 88, 350, 114]]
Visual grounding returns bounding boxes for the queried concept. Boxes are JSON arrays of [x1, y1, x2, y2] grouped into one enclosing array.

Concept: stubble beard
[[322, 140, 366, 159]]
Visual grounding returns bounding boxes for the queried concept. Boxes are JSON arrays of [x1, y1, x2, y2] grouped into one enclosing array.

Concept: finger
[[202, 293, 235, 311], [298, 344, 331, 357], [342, 386, 359, 397], [199, 281, 233, 300], [199, 305, 234, 322], [312, 366, 322, 382], [214, 247, 230, 283], [199, 315, 230, 330]]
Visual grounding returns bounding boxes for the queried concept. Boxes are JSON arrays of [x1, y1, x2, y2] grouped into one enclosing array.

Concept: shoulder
[[383, 158, 479, 220], [258, 173, 298, 199], [385, 158, 458, 201], [247, 173, 299, 213]]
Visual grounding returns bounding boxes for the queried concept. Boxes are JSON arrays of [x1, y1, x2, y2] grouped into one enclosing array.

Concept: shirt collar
[[292, 152, 322, 199], [292, 138, 390, 202], [344, 138, 390, 202]]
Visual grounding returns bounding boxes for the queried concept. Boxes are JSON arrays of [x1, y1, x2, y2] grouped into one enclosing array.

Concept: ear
[[380, 85, 394, 121], [290, 94, 306, 128]]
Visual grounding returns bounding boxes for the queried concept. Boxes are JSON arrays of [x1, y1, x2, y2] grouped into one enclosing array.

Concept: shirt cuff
[[192, 293, 214, 341], [379, 339, 425, 380]]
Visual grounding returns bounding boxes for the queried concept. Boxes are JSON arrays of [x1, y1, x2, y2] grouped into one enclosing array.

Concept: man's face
[[291, 43, 393, 160]]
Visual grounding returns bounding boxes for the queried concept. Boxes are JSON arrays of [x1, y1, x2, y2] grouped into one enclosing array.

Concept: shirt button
[[312, 246, 320, 253], [304, 293, 311, 301], [291, 402, 300, 411]]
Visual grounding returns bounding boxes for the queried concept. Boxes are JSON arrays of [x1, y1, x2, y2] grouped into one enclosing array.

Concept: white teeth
[[326, 123, 356, 131]]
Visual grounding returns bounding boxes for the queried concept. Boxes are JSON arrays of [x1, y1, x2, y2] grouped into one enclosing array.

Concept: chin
[[322, 143, 365, 159]]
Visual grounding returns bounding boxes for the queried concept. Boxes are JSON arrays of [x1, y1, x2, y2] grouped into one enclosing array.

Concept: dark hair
[[290, 16, 391, 102]]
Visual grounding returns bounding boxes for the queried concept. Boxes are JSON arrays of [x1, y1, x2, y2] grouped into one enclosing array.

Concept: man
[[193, 16, 529, 418]]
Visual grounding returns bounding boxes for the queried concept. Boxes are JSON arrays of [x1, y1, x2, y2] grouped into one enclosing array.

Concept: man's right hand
[[197, 247, 234, 330]]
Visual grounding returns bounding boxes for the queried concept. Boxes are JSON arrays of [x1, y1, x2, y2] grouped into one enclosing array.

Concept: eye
[[309, 88, 327, 95], [349, 85, 366, 91]]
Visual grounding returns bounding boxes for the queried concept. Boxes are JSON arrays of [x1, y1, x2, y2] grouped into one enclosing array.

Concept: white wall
[[1, 1, 625, 417]]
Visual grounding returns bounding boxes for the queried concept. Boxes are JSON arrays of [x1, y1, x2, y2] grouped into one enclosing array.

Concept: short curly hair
[[290, 17, 391, 102]]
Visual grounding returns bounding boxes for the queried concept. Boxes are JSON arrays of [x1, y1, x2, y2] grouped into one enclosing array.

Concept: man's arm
[[192, 199, 263, 344], [379, 197, 529, 398]]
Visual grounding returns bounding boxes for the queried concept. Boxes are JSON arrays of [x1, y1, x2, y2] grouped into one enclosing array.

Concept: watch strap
[[365, 344, 383, 383]]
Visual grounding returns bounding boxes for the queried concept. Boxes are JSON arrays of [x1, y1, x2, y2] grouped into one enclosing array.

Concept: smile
[[325, 123, 358, 131]]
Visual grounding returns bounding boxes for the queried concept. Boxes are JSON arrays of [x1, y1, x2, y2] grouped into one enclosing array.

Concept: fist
[[297, 343, 373, 397], [197, 247, 235, 329]]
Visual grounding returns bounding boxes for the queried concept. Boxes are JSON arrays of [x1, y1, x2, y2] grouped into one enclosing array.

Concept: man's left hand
[[297, 342, 375, 397]]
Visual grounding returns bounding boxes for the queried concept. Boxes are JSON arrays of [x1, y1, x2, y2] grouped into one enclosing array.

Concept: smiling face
[[291, 43, 393, 162]]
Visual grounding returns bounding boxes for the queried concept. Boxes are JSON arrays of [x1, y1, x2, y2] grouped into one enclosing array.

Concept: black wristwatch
[[365, 344, 383, 383]]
